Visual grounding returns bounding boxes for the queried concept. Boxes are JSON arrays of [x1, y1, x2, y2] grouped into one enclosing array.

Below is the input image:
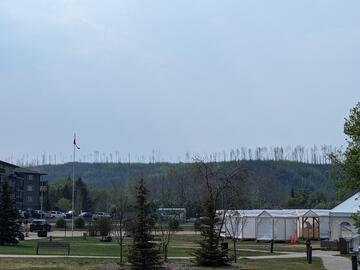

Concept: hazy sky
[[0, 0, 359, 163]]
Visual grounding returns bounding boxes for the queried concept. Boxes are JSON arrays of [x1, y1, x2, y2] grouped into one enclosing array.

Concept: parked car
[[79, 211, 94, 218], [65, 210, 75, 219], [31, 210, 48, 219], [93, 212, 111, 220], [29, 219, 51, 232], [50, 211, 65, 219]]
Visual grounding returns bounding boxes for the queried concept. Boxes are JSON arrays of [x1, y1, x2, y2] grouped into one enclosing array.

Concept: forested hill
[[34, 160, 331, 188], [36, 162, 180, 188], [33, 161, 336, 209]]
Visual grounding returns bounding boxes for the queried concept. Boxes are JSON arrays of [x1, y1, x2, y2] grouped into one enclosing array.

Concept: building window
[[27, 185, 33, 192], [15, 191, 22, 202], [26, 196, 33, 202], [28, 175, 33, 181]]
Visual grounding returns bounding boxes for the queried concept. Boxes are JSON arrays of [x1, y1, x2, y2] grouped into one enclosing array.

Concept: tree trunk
[[120, 234, 123, 264], [233, 240, 237, 263], [164, 245, 168, 262]]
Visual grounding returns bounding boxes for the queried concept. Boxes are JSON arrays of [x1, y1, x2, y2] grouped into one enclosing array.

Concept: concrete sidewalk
[[240, 250, 352, 270]]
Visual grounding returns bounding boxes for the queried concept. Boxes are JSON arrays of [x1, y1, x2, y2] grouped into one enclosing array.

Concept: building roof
[[0, 160, 19, 168], [219, 209, 331, 218], [259, 210, 298, 218], [15, 167, 47, 175], [331, 192, 360, 215], [284, 209, 331, 217]]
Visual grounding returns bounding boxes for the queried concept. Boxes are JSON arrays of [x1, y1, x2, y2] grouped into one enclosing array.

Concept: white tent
[[221, 210, 262, 240], [256, 210, 297, 241], [242, 210, 263, 240], [314, 210, 331, 239], [330, 192, 360, 240], [219, 208, 333, 242]]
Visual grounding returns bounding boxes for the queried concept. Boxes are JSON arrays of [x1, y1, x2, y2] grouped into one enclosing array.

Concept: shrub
[[124, 219, 137, 236], [95, 217, 112, 236], [194, 218, 203, 233], [56, 217, 66, 228], [87, 222, 98, 236], [74, 217, 85, 229]]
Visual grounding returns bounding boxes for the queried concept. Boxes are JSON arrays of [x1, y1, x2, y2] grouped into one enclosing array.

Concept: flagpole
[[72, 133, 75, 238]]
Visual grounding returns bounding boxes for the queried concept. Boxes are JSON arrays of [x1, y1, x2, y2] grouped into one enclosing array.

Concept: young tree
[[55, 198, 71, 212], [157, 217, 180, 262], [193, 160, 247, 266], [194, 191, 229, 266], [224, 210, 247, 263], [0, 181, 22, 245], [128, 178, 162, 269], [110, 181, 128, 265]]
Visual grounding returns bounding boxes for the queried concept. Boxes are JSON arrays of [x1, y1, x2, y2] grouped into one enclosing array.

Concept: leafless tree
[[193, 158, 247, 245], [157, 217, 180, 262], [110, 182, 128, 265], [224, 210, 247, 263]]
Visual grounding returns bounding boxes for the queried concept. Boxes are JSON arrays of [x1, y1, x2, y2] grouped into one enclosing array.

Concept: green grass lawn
[[0, 235, 274, 258], [0, 257, 325, 270], [0, 258, 114, 270], [235, 240, 316, 253]]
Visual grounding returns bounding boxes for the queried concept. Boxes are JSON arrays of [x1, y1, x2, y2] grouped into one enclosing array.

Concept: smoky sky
[[0, 0, 359, 163]]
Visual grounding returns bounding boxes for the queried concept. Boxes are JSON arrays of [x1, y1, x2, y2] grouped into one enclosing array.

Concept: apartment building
[[0, 160, 48, 211]]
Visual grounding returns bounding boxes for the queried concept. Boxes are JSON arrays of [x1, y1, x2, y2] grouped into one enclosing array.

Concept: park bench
[[36, 241, 70, 255]]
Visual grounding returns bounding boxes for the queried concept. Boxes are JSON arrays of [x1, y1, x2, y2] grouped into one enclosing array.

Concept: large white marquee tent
[[219, 192, 360, 242], [330, 192, 360, 241]]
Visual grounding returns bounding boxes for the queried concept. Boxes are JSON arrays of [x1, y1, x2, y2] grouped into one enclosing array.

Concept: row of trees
[[4, 144, 339, 167], [110, 159, 248, 268], [94, 101, 360, 268], [48, 177, 108, 214], [47, 160, 334, 218]]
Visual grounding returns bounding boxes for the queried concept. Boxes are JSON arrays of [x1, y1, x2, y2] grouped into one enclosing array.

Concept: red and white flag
[[73, 134, 80, 149]]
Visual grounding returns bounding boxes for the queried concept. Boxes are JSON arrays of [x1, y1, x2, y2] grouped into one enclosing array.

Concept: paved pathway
[[240, 250, 352, 270], [315, 250, 352, 270]]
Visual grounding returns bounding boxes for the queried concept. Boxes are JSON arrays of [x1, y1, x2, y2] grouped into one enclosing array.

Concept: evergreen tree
[[128, 178, 162, 269], [194, 192, 230, 266], [0, 180, 22, 245], [75, 178, 92, 212]]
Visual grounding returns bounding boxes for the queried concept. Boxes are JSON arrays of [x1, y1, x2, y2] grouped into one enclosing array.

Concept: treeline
[[46, 160, 339, 216], [5, 145, 339, 167], [48, 178, 110, 214]]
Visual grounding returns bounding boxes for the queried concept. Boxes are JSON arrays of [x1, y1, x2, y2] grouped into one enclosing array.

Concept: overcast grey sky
[[0, 0, 359, 163]]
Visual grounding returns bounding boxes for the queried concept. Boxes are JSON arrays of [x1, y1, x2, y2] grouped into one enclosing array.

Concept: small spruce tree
[[128, 178, 162, 269], [0, 180, 22, 245], [194, 192, 230, 266]]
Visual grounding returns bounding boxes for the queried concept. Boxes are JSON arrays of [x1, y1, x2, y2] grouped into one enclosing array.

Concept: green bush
[[87, 222, 98, 236], [124, 219, 136, 237], [194, 218, 203, 233], [56, 217, 66, 228], [74, 217, 85, 229], [95, 217, 112, 236]]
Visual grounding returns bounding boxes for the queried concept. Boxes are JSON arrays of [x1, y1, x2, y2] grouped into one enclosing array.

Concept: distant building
[[0, 160, 48, 211], [158, 208, 187, 223]]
